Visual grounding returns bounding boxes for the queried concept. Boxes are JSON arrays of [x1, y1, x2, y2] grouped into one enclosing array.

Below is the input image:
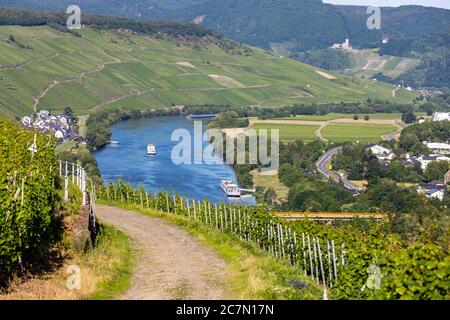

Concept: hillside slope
[[0, 18, 415, 117], [4, 1, 449, 50], [4, 1, 448, 89]]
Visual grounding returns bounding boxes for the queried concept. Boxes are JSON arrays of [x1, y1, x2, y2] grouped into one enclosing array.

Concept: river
[[93, 116, 256, 204]]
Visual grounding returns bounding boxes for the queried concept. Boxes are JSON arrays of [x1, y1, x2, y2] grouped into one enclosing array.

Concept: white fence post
[[82, 168, 86, 205]]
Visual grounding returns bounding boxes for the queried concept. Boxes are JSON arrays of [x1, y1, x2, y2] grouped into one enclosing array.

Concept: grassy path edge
[[86, 223, 135, 300], [98, 200, 322, 300]]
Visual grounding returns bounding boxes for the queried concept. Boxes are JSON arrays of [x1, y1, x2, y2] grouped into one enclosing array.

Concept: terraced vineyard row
[[96, 182, 450, 299]]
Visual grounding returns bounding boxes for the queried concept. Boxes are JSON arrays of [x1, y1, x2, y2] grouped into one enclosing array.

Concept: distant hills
[[2, 0, 449, 88], [0, 8, 415, 118], [3, 1, 448, 50]]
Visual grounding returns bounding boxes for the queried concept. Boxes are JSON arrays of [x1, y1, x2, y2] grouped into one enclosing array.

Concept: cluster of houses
[[21, 110, 79, 141], [369, 142, 450, 201]]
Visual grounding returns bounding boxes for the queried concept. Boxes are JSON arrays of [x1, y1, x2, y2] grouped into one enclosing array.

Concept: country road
[[384, 119, 406, 141], [96, 205, 229, 300], [315, 147, 364, 193]]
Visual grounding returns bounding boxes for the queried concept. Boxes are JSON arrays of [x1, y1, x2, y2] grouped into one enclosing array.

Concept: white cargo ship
[[220, 179, 241, 197], [147, 144, 156, 155]]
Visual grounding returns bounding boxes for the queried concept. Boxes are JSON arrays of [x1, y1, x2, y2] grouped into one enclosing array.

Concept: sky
[[323, 0, 450, 9]]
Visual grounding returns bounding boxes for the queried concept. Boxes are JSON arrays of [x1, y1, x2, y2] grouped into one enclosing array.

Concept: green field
[[252, 171, 289, 200], [321, 123, 398, 143], [0, 25, 416, 117], [251, 123, 319, 141], [275, 112, 427, 121]]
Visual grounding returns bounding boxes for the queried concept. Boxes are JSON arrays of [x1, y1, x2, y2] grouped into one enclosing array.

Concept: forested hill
[[0, 7, 216, 38], [3, 0, 449, 52]]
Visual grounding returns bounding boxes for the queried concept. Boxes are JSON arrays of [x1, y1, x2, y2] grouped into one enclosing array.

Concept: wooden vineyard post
[[64, 170, 68, 202], [224, 207, 228, 231], [140, 191, 143, 208], [187, 199, 191, 219], [220, 207, 224, 230], [332, 240, 337, 280], [293, 231, 297, 267], [341, 243, 346, 266], [230, 208, 233, 234], [238, 209, 242, 238], [166, 193, 170, 213], [313, 238, 319, 284], [72, 162, 75, 183], [21, 178, 25, 206], [198, 201, 201, 221], [307, 234, 313, 279], [204, 202, 208, 224], [278, 224, 283, 259], [280, 224, 285, 260], [302, 233, 307, 275], [77, 165, 80, 188], [317, 238, 326, 286], [193, 199, 197, 220], [59, 160, 62, 177], [214, 204, 218, 229], [146, 192, 149, 208], [267, 223, 275, 256], [327, 241, 332, 287], [208, 203, 212, 227]]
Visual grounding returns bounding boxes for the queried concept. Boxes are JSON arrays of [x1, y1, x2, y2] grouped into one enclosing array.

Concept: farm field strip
[[320, 123, 398, 143], [274, 112, 427, 121], [250, 123, 320, 141]]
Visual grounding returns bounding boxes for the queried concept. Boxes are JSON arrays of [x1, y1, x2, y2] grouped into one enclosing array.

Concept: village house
[[416, 155, 450, 170], [369, 144, 395, 161], [20, 110, 78, 141], [432, 112, 450, 122], [417, 182, 447, 201], [424, 142, 450, 154]]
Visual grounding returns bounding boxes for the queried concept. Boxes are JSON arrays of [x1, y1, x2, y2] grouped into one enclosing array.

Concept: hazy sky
[[323, 0, 450, 9]]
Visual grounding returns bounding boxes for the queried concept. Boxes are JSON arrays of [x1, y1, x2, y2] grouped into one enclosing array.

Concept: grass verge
[[99, 200, 322, 300], [0, 224, 134, 300], [85, 224, 134, 300]]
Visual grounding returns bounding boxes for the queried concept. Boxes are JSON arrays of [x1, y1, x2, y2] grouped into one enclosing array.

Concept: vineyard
[[1, 114, 448, 299], [96, 182, 450, 300], [0, 118, 60, 281]]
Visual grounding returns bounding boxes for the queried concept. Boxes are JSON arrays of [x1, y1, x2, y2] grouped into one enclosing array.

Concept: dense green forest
[[295, 49, 355, 72], [0, 7, 215, 38]]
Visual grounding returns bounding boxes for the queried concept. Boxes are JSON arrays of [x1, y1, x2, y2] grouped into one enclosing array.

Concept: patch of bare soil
[[96, 205, 229, 300]]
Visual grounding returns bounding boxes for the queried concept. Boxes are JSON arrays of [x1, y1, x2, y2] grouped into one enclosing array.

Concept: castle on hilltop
[[331, 38, 351, 51]]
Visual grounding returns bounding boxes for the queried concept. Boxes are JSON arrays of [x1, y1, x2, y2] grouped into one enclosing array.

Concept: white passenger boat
[[147, 144, 156, 155], [220, 179, 241, 197]]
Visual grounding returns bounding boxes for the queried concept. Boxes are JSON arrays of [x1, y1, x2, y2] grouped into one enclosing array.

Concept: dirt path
[[315, 123, 328, 142], [89, 88, 153, 112], [95, 205, 229, 300]]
